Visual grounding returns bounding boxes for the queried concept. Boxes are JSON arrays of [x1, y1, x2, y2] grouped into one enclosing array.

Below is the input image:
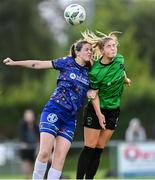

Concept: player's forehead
[[104, 39, 116, 47], [81, 43, 92, 50]]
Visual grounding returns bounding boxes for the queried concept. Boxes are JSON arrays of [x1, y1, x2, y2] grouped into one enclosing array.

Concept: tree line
[[0, 0, 155, 139]]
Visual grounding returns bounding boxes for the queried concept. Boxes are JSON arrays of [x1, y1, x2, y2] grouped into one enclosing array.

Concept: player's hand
[[125, 77, 132, 87], [87, 89, 97, 99], [3, 57, 15, 66], [97, 113, 106, 129]]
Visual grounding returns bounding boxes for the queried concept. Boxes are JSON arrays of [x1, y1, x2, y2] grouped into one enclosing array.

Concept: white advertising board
[[0, 144, 7, 166], [117, 142, 155, 178]]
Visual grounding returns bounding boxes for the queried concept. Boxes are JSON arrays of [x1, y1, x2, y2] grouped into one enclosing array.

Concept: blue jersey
[[49, 56, 89, 116]]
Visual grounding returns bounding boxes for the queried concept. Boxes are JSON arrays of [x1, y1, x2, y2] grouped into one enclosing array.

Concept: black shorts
[[83, 103, 120, 130], [19, 149, 36, 162]]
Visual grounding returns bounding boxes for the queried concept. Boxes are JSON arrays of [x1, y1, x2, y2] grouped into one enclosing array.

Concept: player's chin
[[86, 56, 92, 61], [109, 54, 116, 59], [111, 52, 117, 57], [84, 58, 91, 62]]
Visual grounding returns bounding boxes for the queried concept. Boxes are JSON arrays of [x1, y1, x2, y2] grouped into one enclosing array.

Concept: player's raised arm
[[3, 57, 53, 69]]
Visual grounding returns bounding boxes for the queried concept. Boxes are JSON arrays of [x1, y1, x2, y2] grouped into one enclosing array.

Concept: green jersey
[[89, 54, 125, 109]]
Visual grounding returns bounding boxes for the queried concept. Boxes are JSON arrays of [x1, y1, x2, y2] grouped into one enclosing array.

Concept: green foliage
[[0, 0, 58, 138], [0, 0, 52, 58], [1, 0, 155, 139], [130, 0, 155, 74], [0, 0, 56, 86]]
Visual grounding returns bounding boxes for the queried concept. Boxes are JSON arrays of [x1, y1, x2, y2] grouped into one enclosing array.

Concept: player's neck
[[75, 57, 85, 66], [101, 56, 112, 64]]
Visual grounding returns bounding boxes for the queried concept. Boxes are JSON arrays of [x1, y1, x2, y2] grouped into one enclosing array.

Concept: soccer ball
[[64, 4, 86, 25]]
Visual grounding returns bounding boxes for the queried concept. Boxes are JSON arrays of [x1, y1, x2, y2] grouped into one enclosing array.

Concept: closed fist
[[3, 58, 14, 65]]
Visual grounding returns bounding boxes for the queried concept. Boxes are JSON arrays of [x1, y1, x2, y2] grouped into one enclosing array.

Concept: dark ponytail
[[70, 44, 76, 58]]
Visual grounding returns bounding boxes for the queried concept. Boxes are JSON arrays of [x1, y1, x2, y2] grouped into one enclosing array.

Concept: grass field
[[0, 169, 107, 179]]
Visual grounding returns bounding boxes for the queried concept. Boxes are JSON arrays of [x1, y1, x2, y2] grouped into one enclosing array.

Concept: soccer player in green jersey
[[76, 30, 131, 179]]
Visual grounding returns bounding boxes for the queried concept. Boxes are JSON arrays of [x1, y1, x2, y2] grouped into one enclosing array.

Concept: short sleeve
[[51, 57, 67, 70], [115, 54, 124, 64], [115, 54, 125, 71], [90, 81, 100, 89], [89, 74, 100, 90]]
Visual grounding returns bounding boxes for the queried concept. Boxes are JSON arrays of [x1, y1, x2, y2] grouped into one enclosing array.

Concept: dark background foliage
[[1, 0, 155, 140]]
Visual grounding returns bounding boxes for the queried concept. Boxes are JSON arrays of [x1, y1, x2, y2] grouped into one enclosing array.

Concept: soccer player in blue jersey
[[3, 39, 93, 179]]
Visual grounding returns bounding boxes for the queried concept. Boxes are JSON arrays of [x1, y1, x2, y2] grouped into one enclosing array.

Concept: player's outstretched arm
[[3, 57, 53, 69]]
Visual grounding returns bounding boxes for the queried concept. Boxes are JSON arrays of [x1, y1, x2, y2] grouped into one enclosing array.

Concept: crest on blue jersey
[[70, 73, 76, 79], [47, 113, 58, 123]]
